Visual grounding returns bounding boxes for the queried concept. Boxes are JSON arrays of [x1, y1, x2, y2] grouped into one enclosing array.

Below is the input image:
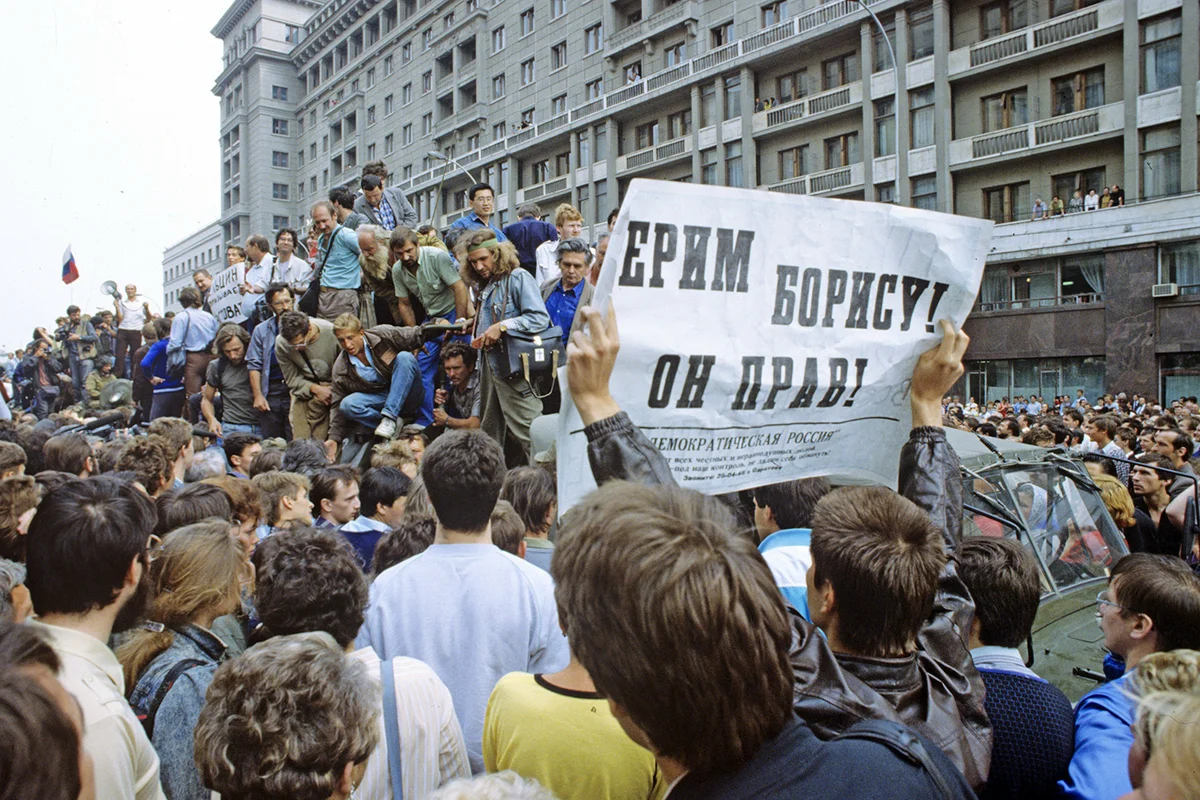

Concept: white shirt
[[117, 298, 147, 331], [1084, 193, 1100, 211], [29, 620, 167, 800], [350, 648, 472, 798], [277, 254, 313, 292], [241, 257, 276, 318], [534, 240, 560, 286]]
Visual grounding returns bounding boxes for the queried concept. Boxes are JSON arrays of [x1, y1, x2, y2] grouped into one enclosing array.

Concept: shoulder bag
[[491, 277, 564, 398], [298, 227, 341, 316], [165, 312, 191, 381]]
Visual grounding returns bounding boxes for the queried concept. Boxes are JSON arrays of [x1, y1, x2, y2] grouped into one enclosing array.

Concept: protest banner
[[208, 264, 247, 324], [556, 179, 993, 510]]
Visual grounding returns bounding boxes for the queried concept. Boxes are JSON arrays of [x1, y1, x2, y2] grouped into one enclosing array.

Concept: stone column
[[860, 20, 875, 193], [931, 0, 950, 212], [740, 65, 757, 187], [605, 117, 619, 207], [1180, 0, 1199, 193], [690, 84, 702, 179], [1104, 245, 1159, 395], [1123, 0, 1140, 195]]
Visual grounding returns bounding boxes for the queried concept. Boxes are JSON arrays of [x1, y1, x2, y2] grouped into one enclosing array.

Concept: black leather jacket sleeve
[[584, 411, 678, 488]]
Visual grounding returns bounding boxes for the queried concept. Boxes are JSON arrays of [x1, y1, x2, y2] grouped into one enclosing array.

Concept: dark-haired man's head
[[116, 435, 174, 498], [279, 310, 311, 344], [359, 467, 410, 529], [1099, 554, 1200, 669], [147, 417, 196, 484], [1131, 455, 1175, 500], [1153, 429, 1193, 469], [553, 481, 793, 774], [329, 186, 357, 216], [752, 477, 831, 541], [25, 477, 157, 635], [42, 434, 94, 478], [253, 528, 367, 648], [155, 483, 234, 537], [372, 514, 436, 575], [310, 466, 360, 527], [264, 283, 294, 319], [422, 430, 505, 535], [0, 477, 38, 562], [223, 432, 262, 477], [489, 500, 525, 557], [958, 538, 1041, 649], [441, 341, 477, 391], [807, 486, 945, 658], [500, 467, 556, 538], [0, 441, 26, 479]]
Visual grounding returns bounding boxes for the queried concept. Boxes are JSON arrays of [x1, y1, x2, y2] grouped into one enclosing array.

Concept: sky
[[0, 0, 229, 354]]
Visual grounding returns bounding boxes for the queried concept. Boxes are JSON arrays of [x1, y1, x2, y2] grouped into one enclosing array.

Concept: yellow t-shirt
[[483, 671, 666, 800]]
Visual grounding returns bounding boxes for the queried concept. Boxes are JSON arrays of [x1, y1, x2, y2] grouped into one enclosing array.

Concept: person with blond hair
[[534, 203, 586, 286], [117, 520, 249, 800], [456, 229, 551, 464], [1123, 690, 1200, 799], [1093, 473, 1153, 553]]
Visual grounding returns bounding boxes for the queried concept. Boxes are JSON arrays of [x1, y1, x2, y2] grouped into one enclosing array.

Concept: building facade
[[213, 0, 1200, 399], [162, 223, 224, 314]]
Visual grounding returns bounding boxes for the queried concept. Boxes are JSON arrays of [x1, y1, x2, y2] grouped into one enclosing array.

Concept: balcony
[[765, 162, 865, 197], [751, 81, 862, 135], [948, 101, 1123, 167], [606, 0, 699, 56], [517, 174, 572, 204], [616, 136, 692, 174], [948, 0, 1122, 78]]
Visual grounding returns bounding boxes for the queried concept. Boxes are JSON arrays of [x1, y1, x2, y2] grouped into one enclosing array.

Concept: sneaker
[[374, 416, 398, 439]]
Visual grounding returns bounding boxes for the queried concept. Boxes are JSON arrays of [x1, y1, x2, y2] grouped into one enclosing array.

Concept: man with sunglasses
[[1059, 553, 1200, 800], [24, 478, 167, 800]]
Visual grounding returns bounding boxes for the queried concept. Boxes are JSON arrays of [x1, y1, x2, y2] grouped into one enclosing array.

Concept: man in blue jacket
[[502, 202, 557, 276]]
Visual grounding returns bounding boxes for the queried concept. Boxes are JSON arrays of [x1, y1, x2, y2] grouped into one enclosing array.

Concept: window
[[402, 165, 413, 180], [667, 109, 692, 139], [492, 73, 506, 99], [368, 105, 377, 124], [367, 143, 376, 160], [779, 145, 809, 179], [310, 175, 317, 193], [701, 148, 718, 184], [467, 133, 480, 150], [551, 94, 567, 116], [1051, 0, 1100, 16], [322, 135, 329, 153], [724, 74, 741, 120], [520, 8, 535, 35], [911, 176, 937, 210], [1142, 14, 1181, 94], [521, 107, 535, 126], [552, 41, 567, 70], [521, 58, 535, 85], [422, 113, 434, 135], [981, 88, 1028, 132], [1142, 125, 1181, 199], [532, 160, 550, 183], [981, 0, 1027, 40], [664, 42, 685, 68], [271, 118, 289, 134], [1052, 167, 1106, 204], [635, 121, 660, 149], [385, 94, 394, 115], [822, 53, 859, 90], [285, 24, 302, 43], [444, 11, 456, 29], [584, 24, 602, 54], [578, 131, 590, 164], [384, 55, 394, 76], [385, 133, 395, 154], [297, 150, 305, 167], [498, 161, 510, 192], [874, 98, 895, 157], [402, 83, 413, 105], [577, 184, 589, 223], [595, 127, 607, 160], [711, 21, 734, 47], [983, 182, 1030, 223], [1052, 68, 1104, 116], [624, 62, 642, 84], [726, 142, 744, 187], [824, 132, 859, 168], [595, 181, 607, 222], [551, 0, 565, 19], [700, 83, 717, 126], [494, 122, 507, 141], [423, 28, 433, 50], [402, 42, 413, 63], [492, 26, 506, 52], [871, 17, 896, 72], [273, 215, 289, 230], [310, 142, 317, 159], [402, 124, 413, 144], [909, 6, 934, 60], [877, 184, 896, 204], [585, 78, 603, 99], [272, 183, 289, 199], [910, 87, 935, 148], [555, 152, 570, 175], [762, 0, 787, 27], [271, 85, 288, 101], [1160, 241, 1200, 293], [777, 69, 807, 104], [272, 150, 289, 167]]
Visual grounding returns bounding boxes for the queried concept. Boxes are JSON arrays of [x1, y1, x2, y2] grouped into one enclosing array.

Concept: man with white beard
[[357, 225, 398, 327]]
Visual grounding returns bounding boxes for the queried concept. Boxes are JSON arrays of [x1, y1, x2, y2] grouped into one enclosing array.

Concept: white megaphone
[[100, 280, 121, 300]]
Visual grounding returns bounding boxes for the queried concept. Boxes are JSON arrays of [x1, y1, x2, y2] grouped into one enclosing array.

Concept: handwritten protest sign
[[556, 179, 993, 510], [209, 264, 246, 324]]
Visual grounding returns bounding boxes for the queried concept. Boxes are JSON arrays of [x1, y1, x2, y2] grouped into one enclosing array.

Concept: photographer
[[20, 340, 64, 419], [59, 305, 98, 391]]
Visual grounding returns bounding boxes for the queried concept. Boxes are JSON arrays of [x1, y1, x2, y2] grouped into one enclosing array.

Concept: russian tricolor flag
[[62, 246, 79, 284]]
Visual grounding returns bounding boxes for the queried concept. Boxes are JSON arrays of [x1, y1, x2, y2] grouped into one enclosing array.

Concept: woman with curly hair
[[195, 632, 380, 800], [116, 520, 251, 800], [455, 228, 552, 464]]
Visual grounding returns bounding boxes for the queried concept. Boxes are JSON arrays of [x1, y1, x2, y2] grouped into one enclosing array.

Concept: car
[[948, 429, 1130, 702]]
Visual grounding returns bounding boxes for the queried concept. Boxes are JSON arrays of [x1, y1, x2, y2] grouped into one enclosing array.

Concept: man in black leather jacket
[[563, 306, 992, 791]]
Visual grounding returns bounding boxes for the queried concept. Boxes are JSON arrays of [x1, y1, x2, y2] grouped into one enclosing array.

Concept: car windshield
[[963, 460, 1129, 596]]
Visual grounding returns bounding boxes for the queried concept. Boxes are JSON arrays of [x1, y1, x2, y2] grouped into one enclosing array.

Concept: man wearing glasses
[[1058, 553, 1200, 800]]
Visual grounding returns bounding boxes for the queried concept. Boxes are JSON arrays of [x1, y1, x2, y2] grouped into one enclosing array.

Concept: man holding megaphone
[[111, 282, 152, 379]]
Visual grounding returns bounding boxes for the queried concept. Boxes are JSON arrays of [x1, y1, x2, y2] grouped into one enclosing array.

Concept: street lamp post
[[853, 0, 900, 201], [427, 151, 479, 230]]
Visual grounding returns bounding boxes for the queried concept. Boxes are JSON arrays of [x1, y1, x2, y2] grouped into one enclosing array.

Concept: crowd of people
[[1, 161, 1199, 800], [1031, 185, 1127, 219]]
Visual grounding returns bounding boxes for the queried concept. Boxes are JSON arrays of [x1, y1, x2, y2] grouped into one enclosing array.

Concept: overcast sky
[[0, 1, 227, 353]]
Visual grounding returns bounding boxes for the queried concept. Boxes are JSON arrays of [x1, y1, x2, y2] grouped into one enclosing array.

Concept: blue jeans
[[70, 357, 93, 397], [415, 309, 463, 428], [222, 422, 262, 436], [339, 352, 424, 429]]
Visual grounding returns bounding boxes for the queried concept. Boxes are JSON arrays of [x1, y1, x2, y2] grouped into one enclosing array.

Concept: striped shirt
[[349, 648, 472, 799]]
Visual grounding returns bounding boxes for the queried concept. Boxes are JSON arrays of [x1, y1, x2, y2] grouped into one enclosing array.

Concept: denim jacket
[[128, 624, 227, 800], [474, 269, 551, 375]]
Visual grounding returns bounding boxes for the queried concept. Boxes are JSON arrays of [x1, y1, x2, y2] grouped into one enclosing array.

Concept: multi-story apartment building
[[212, 0, 1200, 400], [162, 223, 223, 314]]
